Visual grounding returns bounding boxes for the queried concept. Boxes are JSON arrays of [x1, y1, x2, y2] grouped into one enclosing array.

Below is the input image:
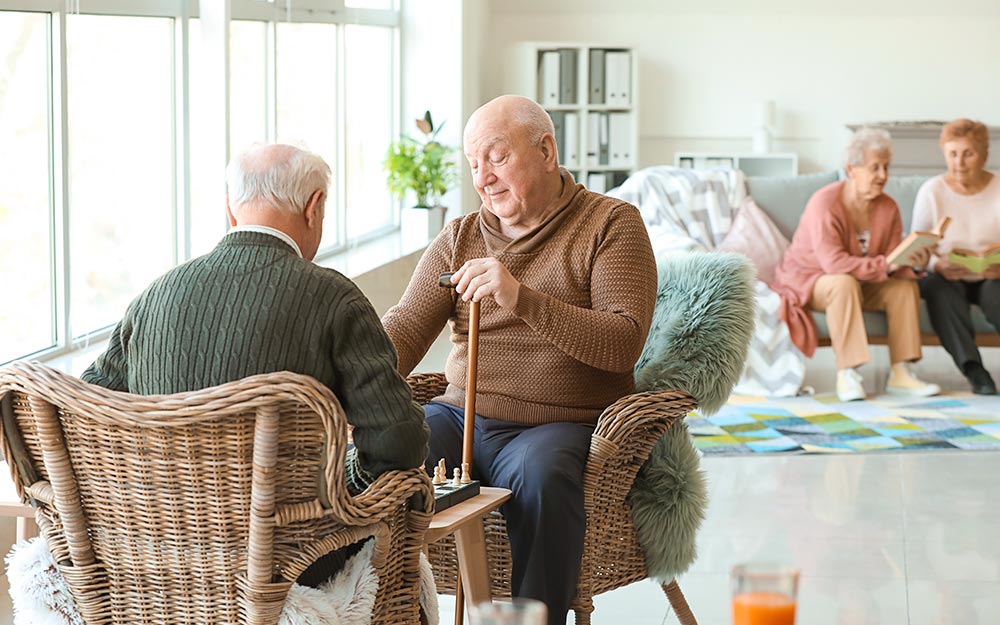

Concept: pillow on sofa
[[717, 197, 790, 285], [747, 170, 839, 239]]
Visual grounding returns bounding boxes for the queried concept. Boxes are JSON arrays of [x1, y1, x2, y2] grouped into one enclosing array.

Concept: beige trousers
[[809, 274, 922, 370]]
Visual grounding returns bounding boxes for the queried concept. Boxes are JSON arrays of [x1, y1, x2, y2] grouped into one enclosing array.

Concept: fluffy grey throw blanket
[[628, 252, 756, 582]]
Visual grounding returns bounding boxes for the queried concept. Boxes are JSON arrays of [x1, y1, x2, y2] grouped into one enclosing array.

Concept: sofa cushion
[[747, 170, 839, 240], [717, 197, 790, 284], [883, 175, 930, 230]]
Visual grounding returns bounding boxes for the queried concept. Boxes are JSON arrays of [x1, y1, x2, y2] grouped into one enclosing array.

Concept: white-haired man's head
[[226, 143, 331, 215], [225, 144, 331, 260]]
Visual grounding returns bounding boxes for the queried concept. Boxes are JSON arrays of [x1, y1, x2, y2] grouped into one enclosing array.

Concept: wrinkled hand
[[983, 264, 1000, 280], [451, 257, 521, 310], [936, 259, 970, 281]]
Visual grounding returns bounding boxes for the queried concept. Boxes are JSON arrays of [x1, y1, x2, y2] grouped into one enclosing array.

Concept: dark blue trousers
[[919, 274, 1000, 372], [423, 402, 593, 625]]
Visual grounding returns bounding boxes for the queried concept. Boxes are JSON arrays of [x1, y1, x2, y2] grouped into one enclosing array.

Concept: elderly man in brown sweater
[[382, 95, 656, 624]]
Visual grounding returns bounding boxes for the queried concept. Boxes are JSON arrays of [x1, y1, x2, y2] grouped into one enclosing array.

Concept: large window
[[0, 2, 400, 365], [0, 12, 51, 363]]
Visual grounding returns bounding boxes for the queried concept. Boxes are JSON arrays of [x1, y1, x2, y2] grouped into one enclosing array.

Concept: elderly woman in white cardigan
[[913, 118, 1000, 395]]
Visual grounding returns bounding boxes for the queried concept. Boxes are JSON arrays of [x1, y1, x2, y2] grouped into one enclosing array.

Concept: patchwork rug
[[687, 392, 1000, 455]]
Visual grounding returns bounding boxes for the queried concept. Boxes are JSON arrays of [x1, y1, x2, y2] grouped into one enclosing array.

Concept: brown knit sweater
[[383, 170, 657, 425]]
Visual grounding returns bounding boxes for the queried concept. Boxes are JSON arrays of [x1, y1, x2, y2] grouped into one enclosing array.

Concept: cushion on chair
[[5, 538, 440, 625], [629, 251, 755, 582], [634, 251, 757, 414]]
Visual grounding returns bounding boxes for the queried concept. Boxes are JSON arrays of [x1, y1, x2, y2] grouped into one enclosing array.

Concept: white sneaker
[[836, 368, 867, 402], [886, 363, 941, 397]]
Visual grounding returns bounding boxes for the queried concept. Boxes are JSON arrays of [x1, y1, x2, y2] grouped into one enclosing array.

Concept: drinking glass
[[469, 599, 547, 625], [731, 562, 799, 625]]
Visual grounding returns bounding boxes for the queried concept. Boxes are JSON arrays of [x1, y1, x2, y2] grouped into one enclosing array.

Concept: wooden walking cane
[[437, 272, 482, 625]]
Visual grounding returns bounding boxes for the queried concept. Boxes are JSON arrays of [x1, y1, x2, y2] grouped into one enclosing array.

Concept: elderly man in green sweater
[[82, 143, 429, 586], [383, 96, 657, 624]]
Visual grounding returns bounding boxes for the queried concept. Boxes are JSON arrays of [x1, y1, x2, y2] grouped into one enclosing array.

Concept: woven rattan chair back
[[0, 361, 432, 625], [408, 372, 700, 625]]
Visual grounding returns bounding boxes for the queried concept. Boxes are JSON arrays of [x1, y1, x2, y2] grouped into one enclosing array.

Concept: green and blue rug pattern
[[687, 393, 1000, 455]]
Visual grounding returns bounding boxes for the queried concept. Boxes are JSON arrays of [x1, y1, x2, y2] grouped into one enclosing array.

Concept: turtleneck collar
[[478, 168, 584, 255]]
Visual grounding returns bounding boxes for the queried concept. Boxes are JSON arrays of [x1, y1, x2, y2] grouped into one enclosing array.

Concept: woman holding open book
[[772, 127, 941, 402], [912, 118, 1000, 395]]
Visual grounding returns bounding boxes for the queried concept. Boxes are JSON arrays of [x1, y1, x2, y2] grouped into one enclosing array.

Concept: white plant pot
[[403, 204, 446, 242]]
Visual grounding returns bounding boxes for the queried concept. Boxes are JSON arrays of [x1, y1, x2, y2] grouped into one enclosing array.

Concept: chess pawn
[[452, 467, 461, 485], [460, 462, 471, 484], [432, 466, 442, 486]]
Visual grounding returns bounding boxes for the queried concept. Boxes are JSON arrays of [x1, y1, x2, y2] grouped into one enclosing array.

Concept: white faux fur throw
[[6, 538, 439, 625]]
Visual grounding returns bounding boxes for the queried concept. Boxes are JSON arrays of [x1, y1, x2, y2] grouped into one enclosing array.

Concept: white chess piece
[[452, 467, 461, 486]]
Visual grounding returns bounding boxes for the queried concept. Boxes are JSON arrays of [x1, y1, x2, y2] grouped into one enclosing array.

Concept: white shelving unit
[[674, 152, 799, 177], [505, 42, 639, 193]]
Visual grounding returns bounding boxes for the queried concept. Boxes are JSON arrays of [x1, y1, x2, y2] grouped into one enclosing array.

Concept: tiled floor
[[434, 450, 1000, 625]]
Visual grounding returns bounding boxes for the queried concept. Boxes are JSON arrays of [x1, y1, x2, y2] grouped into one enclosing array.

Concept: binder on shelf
[[563, 112, 579, 168], [604, 51, 631, 106], [598, 112, 610, 166], [588, 48, 605, 104], [587, 112, 601, 168], [558, 48, 577, 104], [587, 172, 608, 194], [539, 51, 560, 105], [609, 112, 631, 167]]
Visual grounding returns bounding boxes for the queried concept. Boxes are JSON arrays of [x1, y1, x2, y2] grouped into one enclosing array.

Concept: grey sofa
[[747, 171, 1000, 347]]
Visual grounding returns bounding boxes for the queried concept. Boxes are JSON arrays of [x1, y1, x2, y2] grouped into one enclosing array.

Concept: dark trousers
[[919, 273, 1000, 372], [423, 402, 593, 625]]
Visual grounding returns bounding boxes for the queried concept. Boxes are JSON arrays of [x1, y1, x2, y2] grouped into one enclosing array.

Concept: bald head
[[464, 95, 555, 151], [226, 143, 331, 215]]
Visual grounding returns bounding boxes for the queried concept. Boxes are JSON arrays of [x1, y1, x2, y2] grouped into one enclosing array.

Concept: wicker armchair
[[0, 361, 433, 625], [408, 372, 700, 625]]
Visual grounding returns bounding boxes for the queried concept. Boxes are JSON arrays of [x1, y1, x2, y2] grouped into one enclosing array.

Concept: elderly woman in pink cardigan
[[771, 128, 940, 401]]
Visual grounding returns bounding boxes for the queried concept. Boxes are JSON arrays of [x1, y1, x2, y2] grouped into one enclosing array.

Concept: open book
[[949, 244, 1000, 273], [886, 217, 952, 267]]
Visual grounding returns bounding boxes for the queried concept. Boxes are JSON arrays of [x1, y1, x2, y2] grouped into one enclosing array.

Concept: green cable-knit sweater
[[82, 231, 429, 492]]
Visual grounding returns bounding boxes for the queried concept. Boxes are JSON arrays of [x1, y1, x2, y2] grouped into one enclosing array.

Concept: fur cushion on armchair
[[629, 251, 756, 582]]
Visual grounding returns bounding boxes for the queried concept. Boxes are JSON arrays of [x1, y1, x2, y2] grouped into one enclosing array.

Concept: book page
[[887, 232, 940, 267]]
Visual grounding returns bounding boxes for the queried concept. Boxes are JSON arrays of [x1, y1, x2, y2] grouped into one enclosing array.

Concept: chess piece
[[453, 467, 461, 486], [432, 466, 442, 486], [461, 462, 471, 484]]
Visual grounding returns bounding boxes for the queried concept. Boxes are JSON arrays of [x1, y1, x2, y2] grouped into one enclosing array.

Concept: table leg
[[454, 578, 464, 625], [16, 515, 39, 542], [453, 519, 491, 614]]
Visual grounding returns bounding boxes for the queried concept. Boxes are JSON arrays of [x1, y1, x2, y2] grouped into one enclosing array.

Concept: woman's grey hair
[[843, 127, 893, 167], [226, 143, 331, 214]]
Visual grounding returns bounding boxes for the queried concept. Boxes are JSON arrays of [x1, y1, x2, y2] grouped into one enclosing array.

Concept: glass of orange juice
[[731, 562, 799, 625]]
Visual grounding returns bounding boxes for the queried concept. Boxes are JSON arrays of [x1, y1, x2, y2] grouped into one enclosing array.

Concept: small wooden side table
[[0, 462, 38, 542], [426, 486, 511, 624]]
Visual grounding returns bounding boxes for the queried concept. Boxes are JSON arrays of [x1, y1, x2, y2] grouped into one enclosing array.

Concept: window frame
[[0, 0, 401, 365]]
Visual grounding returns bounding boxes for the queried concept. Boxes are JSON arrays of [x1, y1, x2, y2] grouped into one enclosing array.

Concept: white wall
[[485, 0, 1000, 173]]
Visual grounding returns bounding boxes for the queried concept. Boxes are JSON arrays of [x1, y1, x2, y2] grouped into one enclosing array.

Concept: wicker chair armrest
[[582, 389, 697, 502], [327, 466, 434, 526], [406, 372, 448, 405], [593, 389, 697, 450], [26, 480, 54, 505]]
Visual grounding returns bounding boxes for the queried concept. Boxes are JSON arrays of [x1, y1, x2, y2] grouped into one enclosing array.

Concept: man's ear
[[304, 190, 326, 229], [226, 197, 237, 227], [538, 132, 559, 171]]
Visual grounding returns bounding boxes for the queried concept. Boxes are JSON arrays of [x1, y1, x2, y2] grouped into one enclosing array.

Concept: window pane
[[275, 22, 338, 249], [0, 12, 52, 362], [189, 19, 268, 258], [344, 25, 394, 240], [67, 15, 175, 337]]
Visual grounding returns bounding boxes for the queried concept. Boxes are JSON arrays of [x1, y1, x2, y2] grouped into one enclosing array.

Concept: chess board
[[433, 479, 481, 512]]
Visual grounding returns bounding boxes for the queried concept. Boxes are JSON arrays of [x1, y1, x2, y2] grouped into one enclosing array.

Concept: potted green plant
[[384, 111, 459, 210]]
